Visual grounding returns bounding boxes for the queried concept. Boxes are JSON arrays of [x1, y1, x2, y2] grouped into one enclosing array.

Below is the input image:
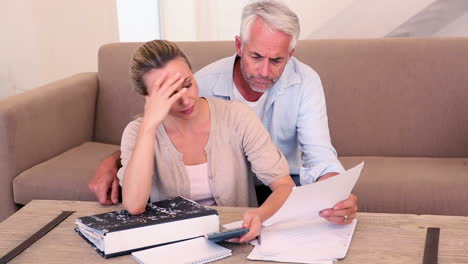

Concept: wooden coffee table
[[0, 200, 467, 263]]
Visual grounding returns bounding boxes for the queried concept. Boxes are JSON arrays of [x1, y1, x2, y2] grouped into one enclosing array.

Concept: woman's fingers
[[146, 72, 186, 105], [237, 210, 262, 243], [149, 71, 183, 96], [149, 72, 168, 95], [168, 88, 187, 104], [161, 74, 185, 99]]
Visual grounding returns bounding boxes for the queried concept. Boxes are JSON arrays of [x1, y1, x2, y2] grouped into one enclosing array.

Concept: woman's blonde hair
[[130, 40, 191, 95]]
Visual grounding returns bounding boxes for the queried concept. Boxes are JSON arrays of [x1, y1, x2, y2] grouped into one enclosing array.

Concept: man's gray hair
[[240, 0, 300, 51]]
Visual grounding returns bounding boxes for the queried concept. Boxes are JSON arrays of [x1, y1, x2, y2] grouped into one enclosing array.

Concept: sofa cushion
[[13, 142, 120, 205], [340, 156, 468, 216]]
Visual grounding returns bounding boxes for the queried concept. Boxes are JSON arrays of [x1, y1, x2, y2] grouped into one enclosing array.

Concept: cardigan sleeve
[[116, 118, 142, 186], [229, 101, 290, 186]]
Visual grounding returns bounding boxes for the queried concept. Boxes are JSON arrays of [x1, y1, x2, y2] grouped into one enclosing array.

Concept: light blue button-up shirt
[[195, 55, 344, 184]]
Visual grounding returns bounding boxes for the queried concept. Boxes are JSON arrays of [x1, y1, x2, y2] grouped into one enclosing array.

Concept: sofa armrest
[[0, 72, 98, 221]]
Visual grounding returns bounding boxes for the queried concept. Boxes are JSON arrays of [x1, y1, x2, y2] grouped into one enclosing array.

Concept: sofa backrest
[[96, 38, 468, 157]]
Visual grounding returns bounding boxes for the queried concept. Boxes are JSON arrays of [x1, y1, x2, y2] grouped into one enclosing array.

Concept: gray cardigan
[[117, 97, 289, 207]]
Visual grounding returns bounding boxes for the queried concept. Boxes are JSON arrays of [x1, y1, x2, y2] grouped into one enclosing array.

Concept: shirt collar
[[271, 56, 301, 93], [212, 54, 238, 98]]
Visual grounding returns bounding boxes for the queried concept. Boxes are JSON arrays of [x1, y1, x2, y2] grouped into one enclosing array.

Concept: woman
[[117, 40, 294, 243]]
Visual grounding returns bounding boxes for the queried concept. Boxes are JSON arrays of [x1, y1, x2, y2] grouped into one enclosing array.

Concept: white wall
[[0, 0, 119, 97], [159, 0, 468, 41], [2, 0, 468, 99], [309, 0, 437, 38], [286, 0, 355, 38], [434, 12, 468, 36], [158, 0, 378, 41], [159, 0, 198, 41], [159, 0, 247, 41], [0, 1, 12, 98], [117, 0, 161, 42], [0, 1, 38, 97]]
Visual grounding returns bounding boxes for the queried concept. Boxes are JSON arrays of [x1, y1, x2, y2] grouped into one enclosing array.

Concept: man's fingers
[[321, 211, 357, 225], [88, 183, 104, 204], [97, 193, 113, 205], [326, 217, 348, 225], [320, 193, 358, 226], [333, 202, 358, 214], [333, 199, 352, 210], [98, 196, 112, 205], [333, 193, 358, 210], [111, 178, 120, 204], [93, 183, 112, 205], [88, 183, 95, 193], [323, 208, 349, 217]]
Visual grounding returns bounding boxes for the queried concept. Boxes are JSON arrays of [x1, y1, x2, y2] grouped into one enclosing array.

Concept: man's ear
[[235, 36, 242, 57], [288, 48, 295, 59]]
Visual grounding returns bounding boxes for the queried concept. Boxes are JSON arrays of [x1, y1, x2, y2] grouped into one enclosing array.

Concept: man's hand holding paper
[[316, 172, 359, 225], [262, 162, 364, 227], [319, 193, 358, 225], [246, 162, 365, 263]]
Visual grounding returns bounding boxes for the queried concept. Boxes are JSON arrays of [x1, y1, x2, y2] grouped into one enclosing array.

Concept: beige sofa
[[1, 38, 467, 222]]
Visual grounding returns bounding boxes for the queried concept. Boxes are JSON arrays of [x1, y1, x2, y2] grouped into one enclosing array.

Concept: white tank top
[[232, 83, 269, 121], [184, 163, 216, 206]]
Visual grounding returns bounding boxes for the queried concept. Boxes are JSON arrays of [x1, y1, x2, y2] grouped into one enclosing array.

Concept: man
[[89, 0, 358, 225]]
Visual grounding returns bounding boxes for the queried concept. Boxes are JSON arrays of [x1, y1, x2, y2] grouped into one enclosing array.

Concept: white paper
[[131, 237, 231, 264], [246, 162, 364, 264], [252, 218, 357, 259], [263, 162, 364, 226]]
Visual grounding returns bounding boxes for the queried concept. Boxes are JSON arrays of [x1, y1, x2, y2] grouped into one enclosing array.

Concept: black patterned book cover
[[76, 196, 218, 233]]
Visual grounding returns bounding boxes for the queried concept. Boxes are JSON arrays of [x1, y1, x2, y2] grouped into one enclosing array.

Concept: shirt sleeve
[[297, 71, 344, 184], [116, 118, 142, 186], [231, 101, 290, 186]]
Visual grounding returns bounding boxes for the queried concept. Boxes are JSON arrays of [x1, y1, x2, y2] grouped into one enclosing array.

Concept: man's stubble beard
[[240, 59, 278, 93]]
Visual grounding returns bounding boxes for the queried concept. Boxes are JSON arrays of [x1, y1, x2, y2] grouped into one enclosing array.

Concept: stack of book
[[75, 196, 220, 258]]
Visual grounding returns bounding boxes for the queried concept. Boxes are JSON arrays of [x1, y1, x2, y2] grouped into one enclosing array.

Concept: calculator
[[205, 227, 250, 243]]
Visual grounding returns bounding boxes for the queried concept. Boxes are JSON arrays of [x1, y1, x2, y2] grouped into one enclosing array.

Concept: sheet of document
[[263, 162, 364, 226], [224, 162, 364, 263], [248, 222, 357, 263], [249, 218, 357, 261]]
